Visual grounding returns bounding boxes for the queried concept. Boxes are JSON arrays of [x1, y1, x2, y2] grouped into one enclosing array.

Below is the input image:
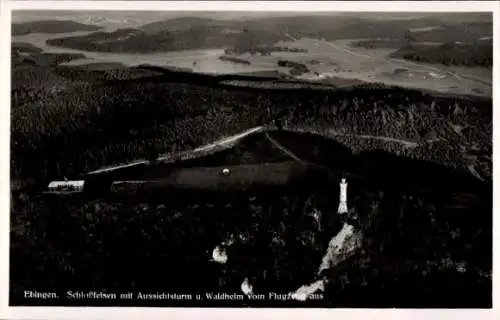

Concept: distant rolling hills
[[13, 14, 491, 68], [45, 25, 288, 53], [349, 20, 492, 67], [12, 20, 103, 36]]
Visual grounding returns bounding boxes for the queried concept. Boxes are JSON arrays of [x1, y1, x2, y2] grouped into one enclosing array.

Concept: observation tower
[[337, 178, 348, 214]]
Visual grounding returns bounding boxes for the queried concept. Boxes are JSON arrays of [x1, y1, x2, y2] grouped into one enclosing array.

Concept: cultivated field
[[240, 38, 492, 97], [13, 32, 492, 97]]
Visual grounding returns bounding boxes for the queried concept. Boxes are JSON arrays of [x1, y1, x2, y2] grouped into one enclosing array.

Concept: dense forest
[[45, 26, 287, 53], [350, 39, 405, 49], [390, 42, 493, 67], [12, 50, 86, 69], [12, 20, 102, 36], [225, 45, 308, 55], [11, 52, 492, 191], [218, 55, 252, 65], [10, 175, 492, 307]]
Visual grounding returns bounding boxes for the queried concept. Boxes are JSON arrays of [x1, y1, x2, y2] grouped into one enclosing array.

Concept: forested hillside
[[38, 15, 492, 67], [390, 42, 492, 67], [12, 20, 102, 35], [11, 57, 492, 190]]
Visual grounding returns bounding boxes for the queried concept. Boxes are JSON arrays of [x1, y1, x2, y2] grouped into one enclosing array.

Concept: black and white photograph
[[3, 0, 497, 315]]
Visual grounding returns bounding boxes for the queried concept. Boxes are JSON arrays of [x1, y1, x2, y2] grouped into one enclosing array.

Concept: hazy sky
[[11, 11, 337, 24], [12, 10, 491, 25]]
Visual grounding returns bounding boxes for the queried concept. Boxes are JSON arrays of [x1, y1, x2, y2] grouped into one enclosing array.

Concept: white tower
[[337, 178, 348, 214]]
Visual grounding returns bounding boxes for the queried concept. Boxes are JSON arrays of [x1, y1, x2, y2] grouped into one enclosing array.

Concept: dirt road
[[87, 126, 264, 175], [87, 124, 419, 176], [328, 130, 419, 148], [284, 126, 419, 148]]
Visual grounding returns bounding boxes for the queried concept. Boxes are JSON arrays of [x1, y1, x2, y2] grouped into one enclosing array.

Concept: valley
[[12, 13, 492, 97]]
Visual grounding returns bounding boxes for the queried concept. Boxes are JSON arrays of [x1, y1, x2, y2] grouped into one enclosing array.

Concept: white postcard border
[[1, 1, 498, 319]]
